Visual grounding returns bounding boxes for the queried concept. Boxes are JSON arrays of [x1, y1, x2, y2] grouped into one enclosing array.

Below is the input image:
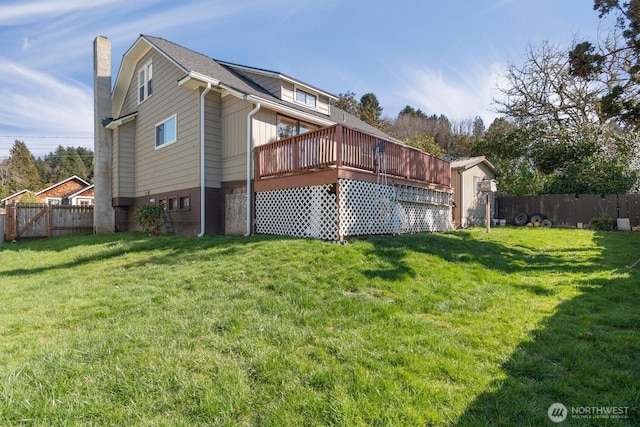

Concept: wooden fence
[[4, 203, 93, 241], [496, 194, 640, 228]]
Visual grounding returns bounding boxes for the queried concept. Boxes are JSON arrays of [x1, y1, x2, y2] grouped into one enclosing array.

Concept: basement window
[[155, 115, 177, 148], [138, 60, 153, 103], [179, 196, 190, 210]]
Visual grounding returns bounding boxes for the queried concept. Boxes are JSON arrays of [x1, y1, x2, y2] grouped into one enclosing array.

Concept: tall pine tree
[[358, 93, 384, 129], [4, 140, 42, 193]]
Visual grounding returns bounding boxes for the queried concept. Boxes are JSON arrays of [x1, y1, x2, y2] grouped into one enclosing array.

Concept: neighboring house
[[2, 177, 94, 208], [97, 35, 452, 239], [68, 184, 95, 206], [1, 190, 33, 208], [450, 156, 498, 228], [35, 176, 93, 206]]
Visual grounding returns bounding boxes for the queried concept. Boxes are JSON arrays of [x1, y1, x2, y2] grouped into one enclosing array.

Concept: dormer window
[[295, 89, 316, 108], [138, 61, 153, 103]]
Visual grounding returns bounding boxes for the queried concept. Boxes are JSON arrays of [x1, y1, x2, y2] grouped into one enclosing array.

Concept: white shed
[[450, 156, 498, 228]]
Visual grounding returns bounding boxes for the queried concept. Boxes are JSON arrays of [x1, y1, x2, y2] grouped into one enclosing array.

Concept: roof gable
[[450, 156, 498, 174], [1, 189, 31, 203], [68, 184, 95, 199], [36, 176, 90, 197], [111, 35, 279, 118], [109, 35, 397, 142], [218, 60, 337, 101]]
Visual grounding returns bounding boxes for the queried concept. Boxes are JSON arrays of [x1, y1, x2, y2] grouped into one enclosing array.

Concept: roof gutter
[[243, 94, 334, 127], [245, 99, 260, 236], [104, 112, 137, 130], [197, 82, 212, 237]]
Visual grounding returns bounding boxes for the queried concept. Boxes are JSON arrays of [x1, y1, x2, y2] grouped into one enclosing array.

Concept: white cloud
[[0, 0, 123, 25], [393, 62, 504, 123], [0, 58, 93, 135]]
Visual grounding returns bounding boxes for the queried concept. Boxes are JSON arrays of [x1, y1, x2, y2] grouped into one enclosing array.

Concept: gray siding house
[[450, 156, 498, 228], [97, 35, 452, 239]]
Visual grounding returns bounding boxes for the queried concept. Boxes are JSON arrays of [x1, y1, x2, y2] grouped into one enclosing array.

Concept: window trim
[[138, 60, 153, 104], [155, 114, 177, 149], [45, 197, 62, 205], [295, 88, 317, 108]]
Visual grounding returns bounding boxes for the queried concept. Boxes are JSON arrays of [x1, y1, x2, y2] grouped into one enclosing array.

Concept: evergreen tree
[[5, 140, 42, 192], [40, 145, 93, 184], [358, 93, 384, 129], [472, 116, 486, 140]]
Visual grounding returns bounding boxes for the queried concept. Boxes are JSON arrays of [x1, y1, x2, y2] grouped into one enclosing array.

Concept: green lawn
[[0, 228, 638, 426]]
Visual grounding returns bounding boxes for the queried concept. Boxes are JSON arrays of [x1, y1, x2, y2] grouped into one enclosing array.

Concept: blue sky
[[0, 0, 603, 158]]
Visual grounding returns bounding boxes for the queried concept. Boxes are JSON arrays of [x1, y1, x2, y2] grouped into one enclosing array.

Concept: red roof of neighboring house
[[35, 176, 91, 200]]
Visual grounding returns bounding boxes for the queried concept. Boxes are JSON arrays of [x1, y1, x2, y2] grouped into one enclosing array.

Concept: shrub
[[19, 192, 42, 204], [590, 217, 615, 231], [134, 203, 165, 236]]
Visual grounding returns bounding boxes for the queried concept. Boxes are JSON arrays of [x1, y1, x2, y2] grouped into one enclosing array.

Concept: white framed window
[[138, 60, 153, 103], [156, 114, 177, 148], [46, 197, 62, 205], [295, 89, 317, 108], [76, 198, 93, 206]]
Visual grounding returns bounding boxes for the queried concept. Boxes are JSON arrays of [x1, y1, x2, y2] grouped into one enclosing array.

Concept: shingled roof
[[142, 35, 278, 101], [128, 35, 395, 142]]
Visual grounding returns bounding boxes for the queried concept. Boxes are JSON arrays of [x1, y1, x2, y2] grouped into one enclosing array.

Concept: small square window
[[156, 115, 177, 148], [179, 196, 190, 210], [167, 198, 177, 211]]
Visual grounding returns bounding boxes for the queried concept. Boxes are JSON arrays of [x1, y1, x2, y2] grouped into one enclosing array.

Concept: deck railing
[[255, 124, 451, 187]]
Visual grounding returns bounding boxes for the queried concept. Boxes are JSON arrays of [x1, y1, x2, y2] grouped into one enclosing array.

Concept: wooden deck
[[254, 124, 451, 192]]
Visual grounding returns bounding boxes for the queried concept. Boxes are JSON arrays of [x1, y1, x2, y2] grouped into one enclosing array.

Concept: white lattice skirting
[[255, 179, 451, 240]]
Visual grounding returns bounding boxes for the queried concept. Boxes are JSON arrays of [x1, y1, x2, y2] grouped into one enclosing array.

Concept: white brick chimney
[[93, 36, 115, 233]]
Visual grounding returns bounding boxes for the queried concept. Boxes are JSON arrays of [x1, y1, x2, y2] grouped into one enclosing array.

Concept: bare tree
[[495, 41, 608, 129]]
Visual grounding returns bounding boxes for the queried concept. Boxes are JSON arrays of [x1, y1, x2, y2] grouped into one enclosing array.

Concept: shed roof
[[450, 156, 498, 175]]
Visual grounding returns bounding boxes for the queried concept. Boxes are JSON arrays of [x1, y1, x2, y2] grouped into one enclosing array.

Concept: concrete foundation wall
[[223, 181, 248, 236]]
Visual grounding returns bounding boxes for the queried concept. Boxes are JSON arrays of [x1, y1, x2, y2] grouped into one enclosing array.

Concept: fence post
[[10, 202, 17, 241], [0, 211, 4, 243], [46, 203, 52, 237]]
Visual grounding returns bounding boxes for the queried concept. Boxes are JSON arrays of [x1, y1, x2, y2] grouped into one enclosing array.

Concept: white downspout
[[245, 100, 261, 236], [197, 82, 212, 237]]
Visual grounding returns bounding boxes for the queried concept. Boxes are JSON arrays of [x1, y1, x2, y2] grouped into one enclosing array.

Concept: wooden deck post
[[336, 124, 343, 168]]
